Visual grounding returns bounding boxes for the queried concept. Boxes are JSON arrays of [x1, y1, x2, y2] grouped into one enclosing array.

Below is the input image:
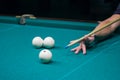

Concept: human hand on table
[[70, 21, 101, 54], [71, 35, 95, 55]]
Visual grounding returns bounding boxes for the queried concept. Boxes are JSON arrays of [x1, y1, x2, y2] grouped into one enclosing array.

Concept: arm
[[71, 14, 120, 54], [93, 14, 120, 41]]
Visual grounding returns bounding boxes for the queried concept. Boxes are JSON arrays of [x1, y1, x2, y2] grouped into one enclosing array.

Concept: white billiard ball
[[39, 49, 52, 63], [43, 36, 55, 48], [32, 36, 43, 48]]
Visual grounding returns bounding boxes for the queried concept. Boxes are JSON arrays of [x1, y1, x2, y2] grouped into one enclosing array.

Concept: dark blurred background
[[0, 0, 119, 20]]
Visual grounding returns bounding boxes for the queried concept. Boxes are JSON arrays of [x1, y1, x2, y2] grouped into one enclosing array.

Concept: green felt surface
[[0, 16, 120, 80]]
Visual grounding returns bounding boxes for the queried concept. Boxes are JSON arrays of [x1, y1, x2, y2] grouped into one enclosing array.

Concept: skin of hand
[[71, 35, 95, 55], [71, 14, 120, 55]]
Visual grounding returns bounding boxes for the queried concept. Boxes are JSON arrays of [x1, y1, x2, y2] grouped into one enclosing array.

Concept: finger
[[75, 46, 82, 54], [83, 35, 89, 40], [71, 47, 77, 51], [81, 43, 86, 55], [71, 46, 80, 52], [87, 36, 95, 43]]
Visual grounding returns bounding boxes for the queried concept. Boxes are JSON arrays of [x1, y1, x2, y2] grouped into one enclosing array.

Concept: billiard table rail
[[0, 15, 97, 31]]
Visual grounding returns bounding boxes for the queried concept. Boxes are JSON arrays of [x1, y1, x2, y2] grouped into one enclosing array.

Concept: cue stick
[[65, 17, 120, 48]]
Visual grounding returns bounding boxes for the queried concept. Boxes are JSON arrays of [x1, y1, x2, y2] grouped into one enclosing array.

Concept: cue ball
[[39, 49, 52, 63], [32, 36, 43, 48], [43, 36, 55, 48]]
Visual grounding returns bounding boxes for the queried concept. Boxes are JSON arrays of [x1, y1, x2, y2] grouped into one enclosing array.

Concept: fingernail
[[83, 52, 86, 55]]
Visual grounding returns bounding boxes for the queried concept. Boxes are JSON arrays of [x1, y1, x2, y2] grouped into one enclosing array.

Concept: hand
[[71, 35, 95, 55]]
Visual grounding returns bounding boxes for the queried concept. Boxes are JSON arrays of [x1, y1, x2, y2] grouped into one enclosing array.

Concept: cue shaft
[[66, 17, 120, 48]]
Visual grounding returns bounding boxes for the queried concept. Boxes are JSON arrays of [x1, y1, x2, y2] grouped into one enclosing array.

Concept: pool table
[[0, 15, 120, 80]]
